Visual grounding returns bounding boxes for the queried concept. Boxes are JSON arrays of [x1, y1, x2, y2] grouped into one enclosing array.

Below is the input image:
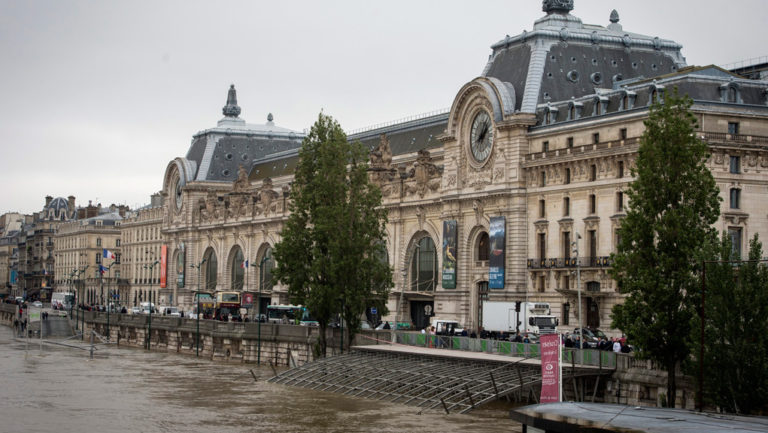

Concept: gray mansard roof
[[483, 7, 686, 113], [184, 85, 306, 182]]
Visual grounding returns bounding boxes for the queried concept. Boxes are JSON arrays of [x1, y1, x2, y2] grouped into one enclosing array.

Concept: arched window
[[258, 246, 274, 292], [477, 232, 489, 261], [230, 246, 244, 291], [203, 248, 217, 292], [411, 237, 437, 292]]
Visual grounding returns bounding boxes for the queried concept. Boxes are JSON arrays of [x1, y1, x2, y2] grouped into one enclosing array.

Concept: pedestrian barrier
[[395, 331, 616, 369]]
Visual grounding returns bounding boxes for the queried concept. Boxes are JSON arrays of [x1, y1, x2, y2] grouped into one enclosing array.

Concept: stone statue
[[233, 165, 250, 193], [256, 178, 280, 216], [222, 84, 242, 118], [369, 134, 396, 187]]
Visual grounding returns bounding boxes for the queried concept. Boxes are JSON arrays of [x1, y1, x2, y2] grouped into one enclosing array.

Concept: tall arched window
[[230, 246, 244, 291], [411, 237, 437, 292], [477, 232, 489, 261], [203, 248, 217, 292], [258, 246, 274, 292]]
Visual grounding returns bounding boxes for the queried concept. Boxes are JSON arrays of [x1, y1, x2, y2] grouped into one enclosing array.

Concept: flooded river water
[[0, 326, 521, 433]]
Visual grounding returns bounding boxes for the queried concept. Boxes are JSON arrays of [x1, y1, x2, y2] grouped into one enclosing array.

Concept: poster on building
[[442, 220, 457, 289], [177, 242, 186, 288], [489, 216, 506, 289], [539, 333, 562, 403], [160, 245, 168, 288], [242, 292, 254, 308]]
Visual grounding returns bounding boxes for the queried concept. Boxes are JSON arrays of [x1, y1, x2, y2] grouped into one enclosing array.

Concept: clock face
[[470, 110, 493, 162], [174, 178, 183, 211]]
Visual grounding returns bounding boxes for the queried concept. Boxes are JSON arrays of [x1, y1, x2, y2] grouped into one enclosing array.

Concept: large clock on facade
[[470, 110, 493, 163], [174, 177, 183, 211]]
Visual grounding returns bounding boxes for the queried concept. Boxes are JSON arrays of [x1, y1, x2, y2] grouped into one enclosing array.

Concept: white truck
[[481, 301, 558, 336]]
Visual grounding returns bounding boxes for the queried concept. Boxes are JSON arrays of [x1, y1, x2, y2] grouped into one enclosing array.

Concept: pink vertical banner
[[540, 333, 562, 403]]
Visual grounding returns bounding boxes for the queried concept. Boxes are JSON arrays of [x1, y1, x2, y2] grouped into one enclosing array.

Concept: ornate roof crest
[[542, 0, 574, 14]]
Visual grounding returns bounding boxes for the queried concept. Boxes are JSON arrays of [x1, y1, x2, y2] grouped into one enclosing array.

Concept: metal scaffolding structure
[[269, 347, 609, 414]]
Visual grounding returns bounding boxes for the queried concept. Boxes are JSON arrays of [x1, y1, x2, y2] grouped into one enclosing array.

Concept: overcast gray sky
[[1, 0, 766, 215]]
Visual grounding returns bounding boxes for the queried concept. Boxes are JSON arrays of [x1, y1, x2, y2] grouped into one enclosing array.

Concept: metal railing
[[527, 256, 611, 269], [394, 331, 616, 369]]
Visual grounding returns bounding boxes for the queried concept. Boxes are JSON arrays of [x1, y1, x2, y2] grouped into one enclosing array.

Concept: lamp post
[[76, 265, 89, 340], [103, 261, 118, 340], [190, 258, 206, 357], [68, 269, 77, 324], [571, 232, 583, 363], [144, 260, 159, 350], [257, 253, 270, 365]]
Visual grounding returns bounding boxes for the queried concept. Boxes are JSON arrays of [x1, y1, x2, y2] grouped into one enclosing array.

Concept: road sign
[[371, 307, 377, 315]]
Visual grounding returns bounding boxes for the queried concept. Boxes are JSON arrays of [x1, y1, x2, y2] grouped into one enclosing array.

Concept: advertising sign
[[489, 216, 506, 289], [442, 220, 457, 289], [177, 243, 186, 288], [160, 245, 168, 288], [242, 292, 254, 308], [539, 333, 562, 403]]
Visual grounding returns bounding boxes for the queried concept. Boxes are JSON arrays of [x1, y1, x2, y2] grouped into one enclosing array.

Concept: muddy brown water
[[0, 326, 522, 433]]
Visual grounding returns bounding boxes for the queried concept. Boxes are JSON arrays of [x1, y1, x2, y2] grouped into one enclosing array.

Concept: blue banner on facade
[[442, 220, 457, 289], [489, 216, 506, 289], [177, 242, 186, 288]]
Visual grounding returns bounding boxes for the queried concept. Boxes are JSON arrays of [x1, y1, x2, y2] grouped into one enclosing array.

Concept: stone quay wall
[[0, 302, 366, 367]]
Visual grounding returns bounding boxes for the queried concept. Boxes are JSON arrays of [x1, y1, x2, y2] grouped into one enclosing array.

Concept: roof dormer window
[[720, 82, 741, 104]]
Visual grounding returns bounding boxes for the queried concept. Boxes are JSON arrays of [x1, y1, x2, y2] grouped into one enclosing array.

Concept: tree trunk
[[667, 360, 677, 408]]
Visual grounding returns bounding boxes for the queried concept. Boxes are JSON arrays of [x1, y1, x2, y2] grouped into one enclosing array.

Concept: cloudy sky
[[1, 0, 766, 215]]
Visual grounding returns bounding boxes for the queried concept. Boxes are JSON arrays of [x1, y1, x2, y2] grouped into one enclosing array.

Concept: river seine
[[0, 326, 521, 433]]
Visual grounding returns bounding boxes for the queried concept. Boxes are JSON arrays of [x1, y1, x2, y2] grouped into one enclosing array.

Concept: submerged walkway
[[269, 343, 611, 414]]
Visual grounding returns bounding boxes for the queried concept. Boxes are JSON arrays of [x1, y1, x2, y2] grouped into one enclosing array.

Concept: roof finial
[[610, 9, 619, 23], [267, 113, 274, 123], [542, 0, 574, 14], [222, 84, 241, 118]]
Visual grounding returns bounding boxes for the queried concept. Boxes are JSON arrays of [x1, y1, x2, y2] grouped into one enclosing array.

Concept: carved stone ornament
[[416, 206, 426, 230], [255, 177, 280, 217], [404, 149, 443, 197], [473, 199, 484, 226], [713, 151, 724, 166], [199, 190, 221, 222]]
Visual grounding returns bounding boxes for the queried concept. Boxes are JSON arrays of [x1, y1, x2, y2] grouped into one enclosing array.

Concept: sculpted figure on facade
[[369, 134, 397, 196], [199, 190, 221, 222], [233, 165, 251, 193], [255, 177, 280, 217], [404, 149, 442, 197]]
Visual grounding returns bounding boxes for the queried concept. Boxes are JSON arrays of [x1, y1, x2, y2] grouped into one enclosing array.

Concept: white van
[[159, 306, 181, 317], [140, 302, 157, 314]]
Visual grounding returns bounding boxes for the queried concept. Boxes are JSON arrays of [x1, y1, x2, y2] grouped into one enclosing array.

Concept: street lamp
[[190, 258, 206, 357], [76, 265, 89, 339], [102, 261, 118, 340], [571, 232, 583, 363], [144, 260, 159, 350], [257, 252, 270, 365]]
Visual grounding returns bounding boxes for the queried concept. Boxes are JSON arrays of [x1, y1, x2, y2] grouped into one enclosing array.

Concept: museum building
[[155, 1, 768, 333]]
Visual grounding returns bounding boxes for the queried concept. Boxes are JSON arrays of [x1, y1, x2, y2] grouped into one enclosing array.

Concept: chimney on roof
[[45, 196, 53, 207]]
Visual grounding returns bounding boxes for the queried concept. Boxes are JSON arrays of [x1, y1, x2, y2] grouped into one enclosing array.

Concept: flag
[[103, 249, 116, 260], [241, 260, 249, 269], [99, 265, 108, 275]]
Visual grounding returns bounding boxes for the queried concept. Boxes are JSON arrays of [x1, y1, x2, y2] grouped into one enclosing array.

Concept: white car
[[32, 301, 43, 308]]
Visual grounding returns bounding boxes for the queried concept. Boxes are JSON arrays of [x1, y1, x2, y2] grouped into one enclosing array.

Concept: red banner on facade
[[539, 333, 562, 403], [160, 245, 167, 288]]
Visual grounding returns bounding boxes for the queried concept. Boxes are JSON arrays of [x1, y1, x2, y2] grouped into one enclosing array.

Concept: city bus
[[215, 291, 242, 320], [266, 304, 318, 326]]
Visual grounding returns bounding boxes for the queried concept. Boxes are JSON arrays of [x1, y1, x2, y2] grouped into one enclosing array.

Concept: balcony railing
[[527, 256, 612, 269]]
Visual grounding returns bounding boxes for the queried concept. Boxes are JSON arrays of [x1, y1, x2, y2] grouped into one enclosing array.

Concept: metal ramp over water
[[269, 345, 609, 414]]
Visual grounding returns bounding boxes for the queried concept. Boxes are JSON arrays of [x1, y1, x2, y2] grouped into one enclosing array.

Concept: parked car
[[130, 306, 142, 315], [32, 301, 43, 308]]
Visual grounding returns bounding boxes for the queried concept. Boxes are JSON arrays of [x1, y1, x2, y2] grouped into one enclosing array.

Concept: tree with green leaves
[[610, 90, 721, 408], [691, 234, 768, 414], [272, 112, 392, 357]]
